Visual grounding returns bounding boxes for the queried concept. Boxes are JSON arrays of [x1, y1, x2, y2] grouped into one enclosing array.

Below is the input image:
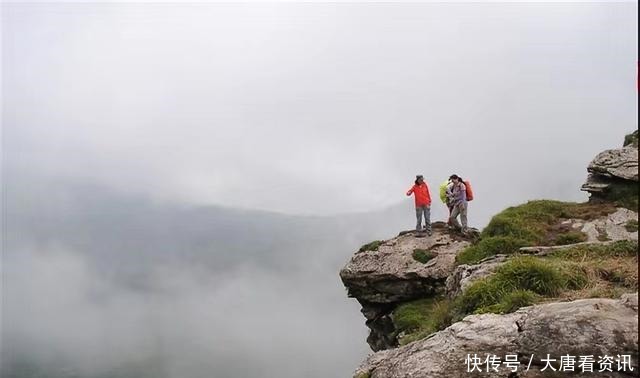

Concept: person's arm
[[406, 185, 415, 196], [425, 184, 432, 205]]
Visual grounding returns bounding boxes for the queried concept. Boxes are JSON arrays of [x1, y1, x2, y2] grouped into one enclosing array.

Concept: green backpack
[[439, 181, 449, 203]]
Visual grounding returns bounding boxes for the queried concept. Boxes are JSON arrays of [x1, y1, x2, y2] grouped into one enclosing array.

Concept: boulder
[[587, 147, 638, 182]]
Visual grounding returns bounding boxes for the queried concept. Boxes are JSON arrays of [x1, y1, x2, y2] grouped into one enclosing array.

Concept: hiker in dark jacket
[[406, 175, 432, 235], [448, 174, 468, 232]]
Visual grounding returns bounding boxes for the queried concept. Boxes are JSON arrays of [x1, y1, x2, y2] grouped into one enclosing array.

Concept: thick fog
[[1, 2, 638, 378]]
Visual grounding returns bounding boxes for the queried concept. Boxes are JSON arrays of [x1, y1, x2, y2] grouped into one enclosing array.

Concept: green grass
[[625, 220, 639, 232], [483, 200, 610, 243], [456, 236, 527, 265], [394, 240, 637, 346], [549, 240, 638, 260], [393, 297, 453, 345], [456, 256, 588, 314], [393, 256, 589, 343], [456, 200, 616, 265], [358, 240, 384, 252], [475, 289, 540, 314], [412, 249, 436, 263]]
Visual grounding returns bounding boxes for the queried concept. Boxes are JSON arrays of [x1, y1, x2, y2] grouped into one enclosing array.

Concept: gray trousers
[[450, 202, 468, 230], [415, 205, 431, 231]]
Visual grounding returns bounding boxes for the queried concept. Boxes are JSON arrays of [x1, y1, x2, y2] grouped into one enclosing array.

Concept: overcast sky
[[4, 2, 637, 220]]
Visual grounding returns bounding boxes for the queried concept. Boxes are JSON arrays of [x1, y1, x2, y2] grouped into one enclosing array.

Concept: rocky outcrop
[[340, 222, 474, 350], [587, 147, 639, 182], [581, 135, 638, 199], [343, 133, 638, 376], [355, 294, 639, 378]]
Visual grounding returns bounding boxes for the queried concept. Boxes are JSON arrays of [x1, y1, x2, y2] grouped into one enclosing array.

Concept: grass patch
[[456, 236, 527, 265], [358, 240, 384, 252], [483, 200, 614, 243], [393, 297, 453, 345], [456, 200, 617, 264], [476, 289, 540, 314], [412, 249, 436, 264], [456, 256, 588, 314], [547, 240, 638, 298], [549, 240, 638, 260], [625, 220, 639, 232]]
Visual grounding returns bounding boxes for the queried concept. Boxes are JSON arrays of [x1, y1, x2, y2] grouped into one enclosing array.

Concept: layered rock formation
[[340, 222, 477, 350], [581, 131, 638, 200]]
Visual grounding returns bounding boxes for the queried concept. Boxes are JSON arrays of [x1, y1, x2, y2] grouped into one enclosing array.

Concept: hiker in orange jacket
[[406, 175, 432, 235]]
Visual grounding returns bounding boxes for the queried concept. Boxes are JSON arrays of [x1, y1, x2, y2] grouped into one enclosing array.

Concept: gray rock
[[340, 223, 472, 304], [580, 207, 638, 242], [445, 254, 508, 298], [587, 147, 638, 182], [355, 294, 639, 378], [341, 223, 473, 351]]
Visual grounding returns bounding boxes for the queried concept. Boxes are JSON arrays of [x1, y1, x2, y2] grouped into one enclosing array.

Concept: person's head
[[415, 175, 424, 185], [449, 174, 460, 183]]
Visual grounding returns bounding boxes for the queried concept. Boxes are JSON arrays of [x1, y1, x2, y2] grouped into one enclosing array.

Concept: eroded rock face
[[340, 223, 472, 304], [587, 147, 639, 182], [355, 294, 639, 378], [340, 222, 473, 350], [582, 144, 638, 199]]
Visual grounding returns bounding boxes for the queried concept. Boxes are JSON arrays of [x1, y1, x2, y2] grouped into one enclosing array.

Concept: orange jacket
[[406, 182, 431, 207]]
